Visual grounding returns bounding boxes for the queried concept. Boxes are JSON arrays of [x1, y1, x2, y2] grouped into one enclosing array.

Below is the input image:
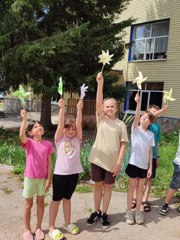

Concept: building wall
[[114, 0, 180, 119]]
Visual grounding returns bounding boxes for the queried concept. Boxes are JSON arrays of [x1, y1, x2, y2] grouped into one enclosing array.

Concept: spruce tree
[[0, 0, 133, 129]]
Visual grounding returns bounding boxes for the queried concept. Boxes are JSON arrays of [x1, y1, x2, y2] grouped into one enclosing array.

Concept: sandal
[[142, 201, 151, 212], [35, 228, 44, 240], [49, 229, 64, 240], [23, 230, 33, 240], [131, 198, 136, 209], [62, 223, 79, 235]]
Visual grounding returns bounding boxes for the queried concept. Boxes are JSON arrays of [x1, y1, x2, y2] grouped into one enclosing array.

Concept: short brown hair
[[148, 104, 160, 111], [143, 111, 156, 123]]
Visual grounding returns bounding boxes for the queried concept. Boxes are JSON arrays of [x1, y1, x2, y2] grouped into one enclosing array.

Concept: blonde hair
[[103, 98, 117, 106]]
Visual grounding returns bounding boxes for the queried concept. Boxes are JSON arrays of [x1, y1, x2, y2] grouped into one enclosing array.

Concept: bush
[[79, 140, 92, 181], [0, 143, 25, 166], [153, 131, 179, 197], [0, 111, 6, 118]]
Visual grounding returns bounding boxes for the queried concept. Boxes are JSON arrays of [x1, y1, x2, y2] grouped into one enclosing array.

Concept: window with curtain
[[129, 19, 169, 61], [124, 82, 164, 113]]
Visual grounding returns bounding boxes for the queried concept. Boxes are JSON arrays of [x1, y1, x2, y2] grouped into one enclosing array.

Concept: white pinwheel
[[163, 88, 176, 103], [80, 84, 88, 99], [132, 71, 148, 90], [98, 50, 114, 72]]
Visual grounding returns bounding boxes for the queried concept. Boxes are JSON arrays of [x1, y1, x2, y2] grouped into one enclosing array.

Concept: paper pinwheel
[[132, 71, 148, 90], [12, 84, 32, 108], [80, 84, 88, 99], [58, 77, 63, 97], [98, 50, 114, 72], [163, 88, 176, 103]]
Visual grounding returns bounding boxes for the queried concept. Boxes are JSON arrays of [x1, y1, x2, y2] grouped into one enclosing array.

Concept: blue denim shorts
[[169, 163, 180, 190]]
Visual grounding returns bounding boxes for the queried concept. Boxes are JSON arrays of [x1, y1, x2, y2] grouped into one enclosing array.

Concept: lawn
[[0, 126, 179, 197]]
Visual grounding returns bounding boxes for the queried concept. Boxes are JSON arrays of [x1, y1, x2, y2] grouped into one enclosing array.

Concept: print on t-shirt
[[63, 139, 76, 158]]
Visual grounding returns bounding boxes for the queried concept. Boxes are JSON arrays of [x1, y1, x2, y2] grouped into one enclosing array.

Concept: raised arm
[[19, 109, 28, 143], [76, 99, 83, 140], [133, 92, 141, 129], [153, 104, 168, 117], [54, 99, 65, 143], [96, 72, 104, 116]]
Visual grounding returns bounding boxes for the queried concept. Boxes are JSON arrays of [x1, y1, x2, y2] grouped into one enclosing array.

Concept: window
[[125, 82, 164, 112], [129, 19, 169, 61]]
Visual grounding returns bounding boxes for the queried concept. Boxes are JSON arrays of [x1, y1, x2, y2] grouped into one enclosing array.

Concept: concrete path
[[0, 116, 180, 240], [0, 165, 180, 240]]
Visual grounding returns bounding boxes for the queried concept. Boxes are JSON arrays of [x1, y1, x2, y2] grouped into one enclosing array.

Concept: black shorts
[[91, 163, 116, 184], [125, 164, 148, 179], [52, 174, 79, 201]]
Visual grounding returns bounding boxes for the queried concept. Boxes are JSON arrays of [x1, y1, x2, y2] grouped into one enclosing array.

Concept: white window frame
[[125, 82, 164, 114], [129, 20, 169, 62]]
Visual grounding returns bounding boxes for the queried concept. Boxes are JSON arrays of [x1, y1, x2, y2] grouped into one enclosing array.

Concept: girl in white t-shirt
[[125, 92, 155, 225], [49, 99, 83, 240]]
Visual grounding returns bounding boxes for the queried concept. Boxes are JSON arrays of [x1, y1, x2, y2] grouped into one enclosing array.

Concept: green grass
[[0, 126, 179, 197], [152, 131, 179, 197], [76, 185, 93, 193], [1, 187, 14, 194]]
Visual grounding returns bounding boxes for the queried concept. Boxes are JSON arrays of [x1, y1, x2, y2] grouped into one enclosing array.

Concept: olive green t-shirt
[[89, 114, 129, 172]]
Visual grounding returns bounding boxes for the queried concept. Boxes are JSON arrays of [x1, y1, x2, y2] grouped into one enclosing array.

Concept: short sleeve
[[21, 138, 30, 149], [48, 142, 54, 155], [120, 122, 129, 143]]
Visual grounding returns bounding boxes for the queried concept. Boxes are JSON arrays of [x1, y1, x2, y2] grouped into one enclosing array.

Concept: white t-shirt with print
[[128, 125, 155, 170], [54, 136, 83, 175]]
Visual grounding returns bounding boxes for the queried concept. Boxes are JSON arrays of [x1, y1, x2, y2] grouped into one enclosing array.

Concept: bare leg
[[36, 196, 44, 230], [127, 178, 137, 210], [63, 198, 71, 226], [49, 200, 61, 231], [136, 178, 146, 211], [94, 181, 103, 212], [142, 178, 152, 203], [164, 188, 176, 204], [102, 183, 112, 213], [23, 198, 33, 232]]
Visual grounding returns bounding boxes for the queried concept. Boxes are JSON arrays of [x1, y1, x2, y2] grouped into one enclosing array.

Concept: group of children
[[20, 72, 179, 240]]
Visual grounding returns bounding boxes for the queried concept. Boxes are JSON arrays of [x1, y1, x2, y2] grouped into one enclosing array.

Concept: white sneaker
[[135, 211, 144, 225], [125, 210, 135, 225]]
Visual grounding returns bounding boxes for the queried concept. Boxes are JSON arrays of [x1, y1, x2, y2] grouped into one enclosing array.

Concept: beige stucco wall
[[114, 0, 180, 119]]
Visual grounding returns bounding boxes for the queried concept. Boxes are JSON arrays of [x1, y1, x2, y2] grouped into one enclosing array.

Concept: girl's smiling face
[[103, 98, 117, 119], [64, 123, 76, 138], [140, 112, 151, 127]]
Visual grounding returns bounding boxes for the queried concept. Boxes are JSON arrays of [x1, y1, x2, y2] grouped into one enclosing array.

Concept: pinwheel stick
[[101, 64, 105, 73], [22, 101, 26, 110]]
